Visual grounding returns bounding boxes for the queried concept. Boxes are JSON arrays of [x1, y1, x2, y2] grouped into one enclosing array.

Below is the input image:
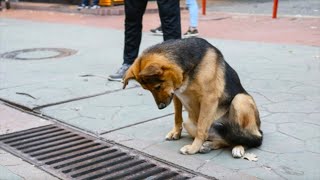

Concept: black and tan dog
[[123, 37, 263, 158]]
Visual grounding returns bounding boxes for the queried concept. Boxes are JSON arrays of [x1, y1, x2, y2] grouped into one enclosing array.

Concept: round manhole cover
[[0, 48, 77, 60]]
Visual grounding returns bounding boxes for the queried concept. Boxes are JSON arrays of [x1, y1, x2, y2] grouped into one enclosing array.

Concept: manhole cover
[[0, 48, 77, 60], [0, 125, 204, 180]]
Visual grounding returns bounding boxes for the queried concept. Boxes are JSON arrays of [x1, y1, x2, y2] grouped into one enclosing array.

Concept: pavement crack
[[209, 149, 224, 160], [16, 92, 37, 99], [99, 112, 174, 135], [249, 91, 274, 103], [79, 74, 109, 80], [196, 162, 207, 171], [32, 86, 138, 110], [110, 106, 123, 122]]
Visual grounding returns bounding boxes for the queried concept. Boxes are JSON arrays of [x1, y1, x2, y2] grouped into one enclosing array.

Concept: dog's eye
[[155, 85, 161, 91]]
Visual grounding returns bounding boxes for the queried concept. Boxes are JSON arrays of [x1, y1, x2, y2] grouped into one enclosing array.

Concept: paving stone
[[259, 132, 305, 153], [248, 91, 272, 106], [246, 79, 301, 94], [259, 109, 271, 118], [0, 150, 58, 180], [263, 100, 320, 113], [0, 166, 22, 180], [290, 85, 320, 100], [278, 122, 320, 141], [305, 113, 320, 125], [305, 137, 320, 154], [0, 103, 52, 135], [239, 166, 284, 180], [260, 121, 277, 134], [206, 149, 257, 170], [272, 152, 320, 180], [258, 91, 306, 104], [263, 112, 307, 124], [0, 77, 124, 109], [41, 87, 173, 134]]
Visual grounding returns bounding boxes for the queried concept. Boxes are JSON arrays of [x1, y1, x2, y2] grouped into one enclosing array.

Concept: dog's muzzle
[[158, 103, 167, 109]]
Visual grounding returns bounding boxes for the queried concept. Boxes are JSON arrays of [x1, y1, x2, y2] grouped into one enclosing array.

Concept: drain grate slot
[[69, 153, 133, 178], [9, 131, 71, 147], [60, 151, 127, 172], [0, 125, 56, 141], [54, 148, 119, 170], [24, 138, 91, 156], [0, 125, 196, 180], [79, 159, 145, 180], [2, 127, 64, 144]]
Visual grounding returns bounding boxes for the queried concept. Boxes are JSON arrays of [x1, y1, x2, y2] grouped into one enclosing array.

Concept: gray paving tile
[[263, 112, 308, 124], [272, 152, 320, 180], [259, 132, 305, 153], [0, 166, 23, 180], [263, 100, 320, 113], [260, 121, 277, 134], [0, 150, 58, 180], [278, 122, 320, 141], [41, 87, 173, 134], [239, 166, 284, 180], [306, 137, 320, 154], [0, 103, 52, 135]]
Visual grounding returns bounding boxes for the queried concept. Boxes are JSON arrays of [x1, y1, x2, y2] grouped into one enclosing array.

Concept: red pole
[[202, 0, 206, 15], [272, 0, 279, 18]]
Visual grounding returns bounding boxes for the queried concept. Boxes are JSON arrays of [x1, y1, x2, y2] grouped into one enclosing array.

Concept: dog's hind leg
[[226, 94, 262, 158]]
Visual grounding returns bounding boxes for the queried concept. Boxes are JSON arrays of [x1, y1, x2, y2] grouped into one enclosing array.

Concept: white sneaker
[[77, 4, 89, 10], [90, 5, 100, 9]]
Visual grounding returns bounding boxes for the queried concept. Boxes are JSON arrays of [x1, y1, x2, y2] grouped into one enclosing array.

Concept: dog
[[123, 37, 263, 158]]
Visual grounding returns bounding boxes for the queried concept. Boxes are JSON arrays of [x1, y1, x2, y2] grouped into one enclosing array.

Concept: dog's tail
[[213, 121, 263, 148]]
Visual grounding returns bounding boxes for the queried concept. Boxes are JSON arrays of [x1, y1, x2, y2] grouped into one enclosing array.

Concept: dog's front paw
[[232, 145, 245, 158], [180, 145, 199, 155], [165, 129, 181, 140]]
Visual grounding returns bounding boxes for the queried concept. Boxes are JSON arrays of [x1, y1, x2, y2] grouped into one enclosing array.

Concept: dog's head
[[123, 53, 183, 109]]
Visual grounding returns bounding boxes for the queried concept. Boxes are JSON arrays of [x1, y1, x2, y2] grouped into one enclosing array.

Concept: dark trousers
[[123, 0, 181, 65]]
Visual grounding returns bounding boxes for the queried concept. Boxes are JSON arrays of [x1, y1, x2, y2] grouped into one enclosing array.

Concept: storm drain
[[0, 125, 196, 180]]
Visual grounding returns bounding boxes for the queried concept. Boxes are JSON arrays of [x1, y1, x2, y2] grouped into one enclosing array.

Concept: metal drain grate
[[0, 125, 195, 180]]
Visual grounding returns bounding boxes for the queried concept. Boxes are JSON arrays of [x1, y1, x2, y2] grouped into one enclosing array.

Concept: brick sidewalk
[[1, 7, 319, 46]]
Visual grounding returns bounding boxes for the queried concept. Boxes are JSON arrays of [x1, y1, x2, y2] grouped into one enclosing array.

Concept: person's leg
[[92, 0, 100, 6], [123, 0, 148, 65], [109, 0, 148, 81], [157, 0, 181, 41], [78, 0, 89, 9], [186, 0, 198, 28], [183, 0, 199, 37], [82, 0, 89, 6]]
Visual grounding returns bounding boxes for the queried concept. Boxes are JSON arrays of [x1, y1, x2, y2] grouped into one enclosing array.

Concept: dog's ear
[[139, 63, 163, 78], [122, 59, 140, 89]]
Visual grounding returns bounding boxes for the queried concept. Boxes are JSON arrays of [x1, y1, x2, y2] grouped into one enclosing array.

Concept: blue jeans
[[186, 0, 198, 28], [81, 0, 99, 6]]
